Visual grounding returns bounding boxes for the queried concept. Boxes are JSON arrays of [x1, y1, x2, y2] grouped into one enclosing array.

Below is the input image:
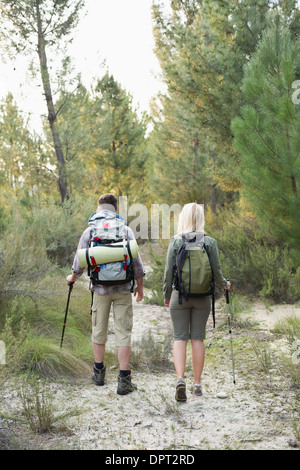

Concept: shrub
[[17, 377, 83, 434], [25, 196, 95, 266], [0, 206, 94, 378], [131, 329, 173, 372], [207, 208, 300, 302], [143, 241, 168, 306]]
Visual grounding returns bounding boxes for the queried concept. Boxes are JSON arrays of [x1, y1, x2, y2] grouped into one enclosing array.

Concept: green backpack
[[173, 233, 216, 327]]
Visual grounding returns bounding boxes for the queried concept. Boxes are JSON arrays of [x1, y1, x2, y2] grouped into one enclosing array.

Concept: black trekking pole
[[60, 282, 74, 349], [225, 289, 236, 385]]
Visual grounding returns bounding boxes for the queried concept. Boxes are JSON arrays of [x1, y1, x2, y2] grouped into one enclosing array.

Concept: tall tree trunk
[[36, 2, 68, 204]]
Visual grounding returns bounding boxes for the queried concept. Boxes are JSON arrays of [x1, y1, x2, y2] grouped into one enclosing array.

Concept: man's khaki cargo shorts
[[91, 290, 133, 347]]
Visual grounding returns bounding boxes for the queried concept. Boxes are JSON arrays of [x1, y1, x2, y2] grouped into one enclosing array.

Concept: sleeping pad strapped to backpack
[[173, 232, 216, 327], [87, 210, 135, 291]]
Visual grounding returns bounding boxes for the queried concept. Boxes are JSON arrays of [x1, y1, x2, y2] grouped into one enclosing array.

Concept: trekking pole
[[225, 289, 236, 384], [60, 282, 74, 349]]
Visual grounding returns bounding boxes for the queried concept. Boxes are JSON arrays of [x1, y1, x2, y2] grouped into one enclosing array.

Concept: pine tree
[[42, 80, 93, 197], [90, 73, 148, 201], [0, 0, 85, 203], [150, 0, 300, 208], [0, 93, 42, 193], [231, 13, 300, 247], [148, 91, 215, 206]]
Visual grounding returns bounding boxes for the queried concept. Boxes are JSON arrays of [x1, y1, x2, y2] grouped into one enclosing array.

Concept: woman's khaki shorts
[[170, 290, 211, 341], [91, 290, 133, 347]]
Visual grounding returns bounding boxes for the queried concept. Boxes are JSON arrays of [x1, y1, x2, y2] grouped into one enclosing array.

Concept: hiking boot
[[92, 365, 106, 386], [191, 383, 202, 396], [175, 379, 187, 402], [117, 374, 137, 395]]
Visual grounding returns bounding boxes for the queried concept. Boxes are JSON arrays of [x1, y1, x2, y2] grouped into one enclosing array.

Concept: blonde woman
[[163, 203, 230, 402]]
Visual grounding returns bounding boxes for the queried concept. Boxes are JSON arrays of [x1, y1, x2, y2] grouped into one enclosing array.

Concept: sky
[[0, 0, 169, 133]]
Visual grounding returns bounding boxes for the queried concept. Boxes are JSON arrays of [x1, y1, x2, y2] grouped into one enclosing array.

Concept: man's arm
[[126, 226, 145, 301], [134, 277, 144, 302], [66, 227, 91, 284]]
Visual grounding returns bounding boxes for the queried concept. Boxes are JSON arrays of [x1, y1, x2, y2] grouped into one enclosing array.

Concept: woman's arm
[[207, 238, 230, 290]]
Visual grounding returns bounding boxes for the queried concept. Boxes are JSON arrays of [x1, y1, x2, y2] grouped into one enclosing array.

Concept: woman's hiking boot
[[191, 383, 202, 396], [92, 365, 106, 386], [175, 378, 187, 402], [117, 373, 137, 395]]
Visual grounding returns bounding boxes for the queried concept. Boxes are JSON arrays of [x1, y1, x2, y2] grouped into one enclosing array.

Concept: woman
[[163, 203, 230, 402]]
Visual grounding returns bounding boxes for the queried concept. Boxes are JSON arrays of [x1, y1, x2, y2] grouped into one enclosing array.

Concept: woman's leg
[[169, 291, 190, 379], [173, 340, 187, 379], [190, 296, 210, 385], [191, 339, 205, 384]]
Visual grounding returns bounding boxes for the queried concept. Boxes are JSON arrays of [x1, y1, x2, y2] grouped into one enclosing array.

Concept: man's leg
[[118, 345, 131, 371], [93, 343, 105, 364], [112, 290, 136, 394], [112, 290, 133, 372], [91, 292, 112, 385]]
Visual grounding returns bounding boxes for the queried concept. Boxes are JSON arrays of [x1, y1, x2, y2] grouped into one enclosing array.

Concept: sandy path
[[1, 297, 299, 450]]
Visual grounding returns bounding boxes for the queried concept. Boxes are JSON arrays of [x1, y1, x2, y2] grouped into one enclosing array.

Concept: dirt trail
[[1, 297, 299, 450]]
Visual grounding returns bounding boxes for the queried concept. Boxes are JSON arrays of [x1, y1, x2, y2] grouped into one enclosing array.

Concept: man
[[67, 193, 145, 395]]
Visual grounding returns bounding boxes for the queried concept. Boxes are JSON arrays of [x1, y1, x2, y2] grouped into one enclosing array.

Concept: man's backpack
[[173, 233, 215, 327], [87, 210, 135, 291]]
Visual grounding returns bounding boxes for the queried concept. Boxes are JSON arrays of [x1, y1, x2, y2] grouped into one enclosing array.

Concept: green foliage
[[42, 73, 149, 203], [131, 329, 173, 372], [251, 338, 274, 374], [143, 242, 168, 306], [0, 205, 94, 378], [17, 377, 83, 434], [0, 0, 87, 204], [150, 0, 283, 206], [91, 72, 149, 198], [142, 207, 300, 305], [272, 315, 300, 345], [231, 14, 300, 249], [1, 281, 93, 378], [0, 0, 300, 389], [207, 208, 300, 302], [28, 196, 95, 266], [0, 211, 53, 298], [0, 93, 40, 191], [0, 0, 85, 54]]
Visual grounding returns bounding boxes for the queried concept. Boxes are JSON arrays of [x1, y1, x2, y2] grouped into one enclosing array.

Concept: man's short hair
[[98, 193, 118, 211]]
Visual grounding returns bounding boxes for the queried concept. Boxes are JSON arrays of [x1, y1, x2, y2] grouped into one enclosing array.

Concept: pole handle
[[225, 288, 229, 304], [68, 281, 74, 292]]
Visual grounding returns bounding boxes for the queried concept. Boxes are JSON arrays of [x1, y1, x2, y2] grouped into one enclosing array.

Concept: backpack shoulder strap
[[175, 240, 189, 304]]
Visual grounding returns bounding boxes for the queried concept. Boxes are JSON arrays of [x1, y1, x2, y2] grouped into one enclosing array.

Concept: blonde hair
[[177, 203, 205, 235]]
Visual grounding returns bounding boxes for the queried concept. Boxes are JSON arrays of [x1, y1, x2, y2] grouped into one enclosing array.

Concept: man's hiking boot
[[92, 365, 106, 386], [191, 383, 202, 396], [117, 373, 137, 395], [175, 379, 187, 402]]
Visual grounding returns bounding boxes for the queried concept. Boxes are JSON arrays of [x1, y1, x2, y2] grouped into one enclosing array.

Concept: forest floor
[[1, 292, 300, 451]]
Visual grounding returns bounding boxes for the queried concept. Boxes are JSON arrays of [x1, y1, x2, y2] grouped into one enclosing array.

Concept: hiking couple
[[67, 194, 230, 401]]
